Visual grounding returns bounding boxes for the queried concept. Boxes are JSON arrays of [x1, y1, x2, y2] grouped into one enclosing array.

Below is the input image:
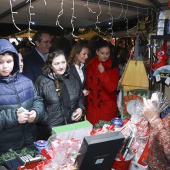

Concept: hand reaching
[[143, 98, 159, 123], [98, 63, 105, 73]]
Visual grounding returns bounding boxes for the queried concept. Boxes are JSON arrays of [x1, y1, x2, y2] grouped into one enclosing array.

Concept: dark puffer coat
[[35, 71, 86, 127], [0, 39, 44, 154]]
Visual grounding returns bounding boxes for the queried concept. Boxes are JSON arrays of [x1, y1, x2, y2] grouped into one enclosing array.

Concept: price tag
[[165, 77, 170, 85], [156, 74, 161, 82]]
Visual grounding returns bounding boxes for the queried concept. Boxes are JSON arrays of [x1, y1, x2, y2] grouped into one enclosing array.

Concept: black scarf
[[53, 72, 71, 123]]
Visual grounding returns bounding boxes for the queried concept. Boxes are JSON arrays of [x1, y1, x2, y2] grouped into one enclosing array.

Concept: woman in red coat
[[86, 40, 119, 125]]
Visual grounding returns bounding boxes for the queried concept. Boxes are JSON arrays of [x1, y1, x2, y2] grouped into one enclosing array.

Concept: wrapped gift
[[52, 120, 93, 140]]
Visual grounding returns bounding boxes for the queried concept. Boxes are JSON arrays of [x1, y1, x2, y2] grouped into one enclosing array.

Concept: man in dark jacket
[[0, 39, 44, 154], [23, 31, 52, 82]]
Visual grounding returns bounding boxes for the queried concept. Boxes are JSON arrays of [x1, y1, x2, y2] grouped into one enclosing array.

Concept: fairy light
[[71, 0, 76, 37], [43, 0, 47, 5], [114, 3, 123, 20], [27, 0, 35, 44], [84, 0, 96, 13], [146, 8, 149, 17], [150, 9, 154, 31], [136, 6, 139, 35], [56, 0, 64, 29], [95, 0, 102, 32], [124, 5, 130, 37], [9, 0, 21, 31], [106, 0, 114, 37]]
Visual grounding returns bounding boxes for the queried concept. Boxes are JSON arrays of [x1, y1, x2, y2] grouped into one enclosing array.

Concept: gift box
[[52, 120, 93, 140], [75, 131, 125, 170], [18, 149, 52, 170]]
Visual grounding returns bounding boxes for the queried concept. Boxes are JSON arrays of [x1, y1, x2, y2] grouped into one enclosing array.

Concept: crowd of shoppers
[[1, 29, 169, 170]]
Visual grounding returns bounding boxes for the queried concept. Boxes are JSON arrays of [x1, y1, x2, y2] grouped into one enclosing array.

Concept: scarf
[[53, 72, 71, 123]]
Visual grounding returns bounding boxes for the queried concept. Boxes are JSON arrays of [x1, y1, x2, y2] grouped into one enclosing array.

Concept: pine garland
[[0, 148, 34, 165], [93, 120, 112, 129]]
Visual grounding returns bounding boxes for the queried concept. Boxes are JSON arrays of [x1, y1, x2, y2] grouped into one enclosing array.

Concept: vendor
[[143, 98, 170, 169]]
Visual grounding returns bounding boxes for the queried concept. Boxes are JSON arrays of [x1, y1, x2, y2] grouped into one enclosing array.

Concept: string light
[[9, 0, 21, 31], [71, 0, 76, 37], [114, 3, 123, 20], [84, 0, 96, 13], [124, 5, 130, 37], [27, 0, 35, 44], [43, 0, 47, 5], [56, 0, 64, 29], [150, 9, 154, 31], [106, 0, 114, 37], [110, 1, 150, 12], [95, 0, 102, 32], [8, 0, 155, 41], [146, 8, 149, 17]]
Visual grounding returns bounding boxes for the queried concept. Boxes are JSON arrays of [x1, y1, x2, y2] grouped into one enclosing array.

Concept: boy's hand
[[17, 111, 30, 124], [27, 110, 37, 123]]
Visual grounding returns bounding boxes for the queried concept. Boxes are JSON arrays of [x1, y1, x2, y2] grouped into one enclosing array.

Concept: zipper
[[9, 76, 21, 107], [9, 76, 26, 146]]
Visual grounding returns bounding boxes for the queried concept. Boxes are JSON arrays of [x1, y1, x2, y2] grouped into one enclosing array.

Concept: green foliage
[[0, 148, 34, 165], [93, 120, 112, 129]]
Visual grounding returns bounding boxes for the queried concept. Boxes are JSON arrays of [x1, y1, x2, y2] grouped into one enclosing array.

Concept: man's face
[[36, 33, 52, 56]]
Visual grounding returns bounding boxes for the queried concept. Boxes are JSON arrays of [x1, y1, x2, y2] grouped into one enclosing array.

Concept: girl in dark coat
[[86, 40, 119, 125], [35, 50, 86, 139], [0, 39, 44, 154]]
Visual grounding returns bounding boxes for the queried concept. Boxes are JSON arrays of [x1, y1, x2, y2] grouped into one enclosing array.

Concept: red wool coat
[[86, 57, 119, 125]]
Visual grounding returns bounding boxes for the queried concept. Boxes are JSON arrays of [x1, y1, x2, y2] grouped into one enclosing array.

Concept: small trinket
[[112, 117, 123, 128], [35, 140, 48, 151]]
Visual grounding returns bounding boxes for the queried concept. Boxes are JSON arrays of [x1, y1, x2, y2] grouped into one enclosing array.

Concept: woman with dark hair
[[68, 40, 90, 96], [35, 50, 86, 139], [86, 39, 119, 125]]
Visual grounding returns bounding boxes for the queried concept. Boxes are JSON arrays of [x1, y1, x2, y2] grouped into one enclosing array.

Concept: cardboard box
[[52, 120, 93, 140], [75, 131, 125, 170]]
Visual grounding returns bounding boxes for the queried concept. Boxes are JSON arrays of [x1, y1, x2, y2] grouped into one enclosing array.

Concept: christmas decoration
[[147, 43, 169, 72]]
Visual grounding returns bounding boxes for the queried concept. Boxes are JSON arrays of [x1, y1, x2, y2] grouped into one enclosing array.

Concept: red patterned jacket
[[148, 114, 170, 169]]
